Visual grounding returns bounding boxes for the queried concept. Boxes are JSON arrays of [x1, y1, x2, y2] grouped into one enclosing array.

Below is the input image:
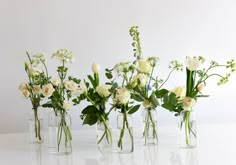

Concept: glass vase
[[48, 111, 72, 154], [116, 113, 133, 153], [142, 108, 158, 145], [179, 110, 197, 148], [96, 120, 112, 149], [29, 109, 43, 144]]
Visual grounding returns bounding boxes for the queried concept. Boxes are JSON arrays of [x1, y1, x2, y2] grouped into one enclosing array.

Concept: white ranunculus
[[96, 84, 111, 97], [171, 86, 186, 99], [52, 49, 74, 63], [19, 82, 27, 91], [182, 97, 196, 110], [42, 84, 55, 97], [115, 88, 131, 104], [197, 83, 205, 93], [28, 67, 43, 76], [131, 73, 147, 87], [51, 79, 60, 86], [22, 89, 30, 98], [64, 80, 77, 91], [138, 59, 152, 74], [63, 101, 73, 110], [92, 63, 100, 74], [33, 85, 41, 95], [185, 56, 203, 71]]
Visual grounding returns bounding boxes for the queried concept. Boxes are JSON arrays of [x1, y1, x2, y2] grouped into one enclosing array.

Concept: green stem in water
[[33, 109, 42, 141]]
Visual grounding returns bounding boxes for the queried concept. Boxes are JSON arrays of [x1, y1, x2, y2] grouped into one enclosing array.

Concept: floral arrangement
[[129, 27, 184, 144], [19, 52, 50, 142], [73, 63, 113, 147], [162, 56, 236, 147], [42, 49, 79, 152]]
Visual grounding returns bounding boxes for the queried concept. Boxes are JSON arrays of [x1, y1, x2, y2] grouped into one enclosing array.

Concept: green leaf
[[105, 72, 113, 79], [156, 89, 169, 98], [128, 104, 141, 114], [83, 114, 98, 125], [81, 105, 98, 114], [131, 93, 144, 102], [150, 93, 159, 108], [87, 75, 96, 88], [42, 102, 53, 108]]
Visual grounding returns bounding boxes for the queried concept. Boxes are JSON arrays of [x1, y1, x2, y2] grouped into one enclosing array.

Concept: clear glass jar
[[179, 110, 197, 148], [48, 111, 72, 154], [29, 109, 43, 144], [142, 108, 158, 145], [116, 113, 133, 153], [96, 120, 112, 149]]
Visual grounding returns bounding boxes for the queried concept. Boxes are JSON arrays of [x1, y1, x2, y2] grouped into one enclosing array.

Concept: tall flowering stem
[[19, 51, 50, 143]]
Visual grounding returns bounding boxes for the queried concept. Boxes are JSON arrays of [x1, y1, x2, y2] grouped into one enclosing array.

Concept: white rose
[[115, 88, 131, 104], [22, 89, 30, 98], [185, 56, 203, 71], [33, 85, 41, 95], [92, 63, 100, 73], [131, 73, 147, 87], [171, 86, 186, 99], [96, 84, 111, 97], [28, 67, 43, 76], [51, 79, 60, 86], [63, 101, 73, 110], [42, 84, 55, 97], [182, 97, 196, 110], [138, 59, 152, 74], [19, 82, 27, 91], [197, 83, 205, 93], [64, 80, 77, 91]]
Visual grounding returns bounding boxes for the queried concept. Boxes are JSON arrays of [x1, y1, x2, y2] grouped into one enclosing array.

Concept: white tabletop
[[0, 124, 235, 165]]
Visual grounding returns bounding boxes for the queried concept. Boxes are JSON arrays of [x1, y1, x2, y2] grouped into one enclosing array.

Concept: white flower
[[19, 82, 27, 91], [74, 81, 87, 96], [52, 49, 74, 63], [32, 53, 47, 67], [51, 79, 60, 86], [115, 88, 131, 104], [28, 67, 43, 76], [138, 59, 152, 74], [143, 100, 152, 109], [63, 101, 73, 110], [33, 85, 41, 95], [114, 61, 131, 75], [64, 80, 78, 91], [171, 86, 186, 99], [185, 56, 204, 71], [197, 83, 205, 93], [22, 89, 30, 98], [42, 84, 55, 97], [182, 97, 196, 110], [131, 73, 147, 87], [96, 84, 111, 97], [92, 63, 100, 74]]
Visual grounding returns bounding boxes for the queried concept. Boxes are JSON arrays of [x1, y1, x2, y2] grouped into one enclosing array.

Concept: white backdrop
[[1, 0, 236, 133]]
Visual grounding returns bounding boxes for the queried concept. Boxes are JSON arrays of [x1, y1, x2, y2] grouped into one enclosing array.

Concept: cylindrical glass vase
[[97, 120, 112, 149], [142, 109, 158, 145], [179, 110, 197, 148], [29, 109, 43, 144], [116, 113, 133, 153], [48, 111, 72, 154]]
